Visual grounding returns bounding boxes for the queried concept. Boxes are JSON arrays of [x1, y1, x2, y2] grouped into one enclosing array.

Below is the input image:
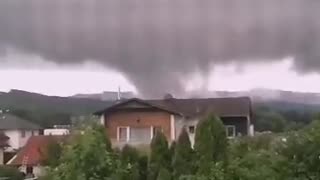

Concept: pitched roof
[[148, 97, 251, 117], [8, 135, 66, 166], [94, 98, 183, 116], [0, 114, 42, 130], [95, 97, 251, 118]]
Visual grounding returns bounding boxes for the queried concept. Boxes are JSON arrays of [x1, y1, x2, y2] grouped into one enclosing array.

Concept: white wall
[[0, 148, 3, 165], [174, 116, 199, 147], [170, 115, 176, 141], [249, 124, 255, 136], [19, 165, 45, 177], [4, 130, 39, 150], [174, 116, 186, 140], [4, 130, 20, 150], [44, 129, 69, 136], [33, 165, 45, 177], [100, 114, 105, 126]]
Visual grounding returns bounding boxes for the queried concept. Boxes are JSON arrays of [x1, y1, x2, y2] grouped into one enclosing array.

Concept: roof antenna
[[117, 86, 121, 100]]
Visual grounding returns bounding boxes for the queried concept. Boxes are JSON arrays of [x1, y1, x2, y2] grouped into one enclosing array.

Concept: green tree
[[228, 120, 320, 180], [120, 145, 140, 164], [169, 141, 176, 163], [0, 166, 24, 180], [276, 121, 320, 180], [148, 131, 171, 180], [113, 165, 139, 180], [178, 163, 226, 180], [138, 155, 149, 180], [116, 145, 140, 180], [172, 128, 194, 178], [40, 137, 63, 168], [194, 114, 228, 175], [49, 123, 117, 180], [229, 134, 274, 159], [227, 150, 284, 180], [156, 168, 171, 180], [255, 111, 286, 132]]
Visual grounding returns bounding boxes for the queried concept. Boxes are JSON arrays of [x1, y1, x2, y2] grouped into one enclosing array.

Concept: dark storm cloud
[[0, 0, 319, 97]]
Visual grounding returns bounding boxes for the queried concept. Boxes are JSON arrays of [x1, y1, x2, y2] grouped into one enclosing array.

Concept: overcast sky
[[1, 0, 320, 97]]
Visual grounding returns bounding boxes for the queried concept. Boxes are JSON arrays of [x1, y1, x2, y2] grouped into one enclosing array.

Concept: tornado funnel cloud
[[0, 0, 319, 97]]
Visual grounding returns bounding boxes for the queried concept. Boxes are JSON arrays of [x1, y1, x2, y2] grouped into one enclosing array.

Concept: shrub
[[0, 166, 24, 180], [156, 168, 171, 180], [172, 128, 195, 178], [194, 114, 228, 175], [148, 131, 171, 180]]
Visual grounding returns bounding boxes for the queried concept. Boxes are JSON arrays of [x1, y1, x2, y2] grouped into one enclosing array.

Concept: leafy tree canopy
[[48, 124, 117, 180], [149, 131, 171, 180], [0, 166, 24, 180], [194, 114, 228, 175], [157, 168, 171, 180], [172, 128, 195, 178]]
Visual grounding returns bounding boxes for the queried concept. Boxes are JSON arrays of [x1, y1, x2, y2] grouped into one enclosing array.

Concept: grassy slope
[[0, 90, 112, 127]]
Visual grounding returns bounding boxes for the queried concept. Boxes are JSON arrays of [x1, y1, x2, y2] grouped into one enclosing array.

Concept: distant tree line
[[253, 104, 317, 133], [0, 90, 110, 128], [9, 108, 72, 128]]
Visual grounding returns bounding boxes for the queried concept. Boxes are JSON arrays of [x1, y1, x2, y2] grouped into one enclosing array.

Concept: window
[[152, 126, 163, 138], [21, 130, 26, 138], [117, 127, 129, 142], [130, 127, 150, 142], [188, 126, 195, 134], [226, 126, 236, 138], [26, 166, 33, 174]]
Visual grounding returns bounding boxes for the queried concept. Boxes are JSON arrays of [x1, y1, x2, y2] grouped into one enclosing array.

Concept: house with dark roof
[[0, 114, 42, 151], [94, 97, 254, 147]]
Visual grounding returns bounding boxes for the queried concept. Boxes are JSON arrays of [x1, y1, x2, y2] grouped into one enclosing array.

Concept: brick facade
[[104, 110, 172, 141], [95, 98, 253, 146]]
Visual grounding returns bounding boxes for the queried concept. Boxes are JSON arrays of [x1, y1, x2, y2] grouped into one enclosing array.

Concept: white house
[[0, 114, 42, 151]]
